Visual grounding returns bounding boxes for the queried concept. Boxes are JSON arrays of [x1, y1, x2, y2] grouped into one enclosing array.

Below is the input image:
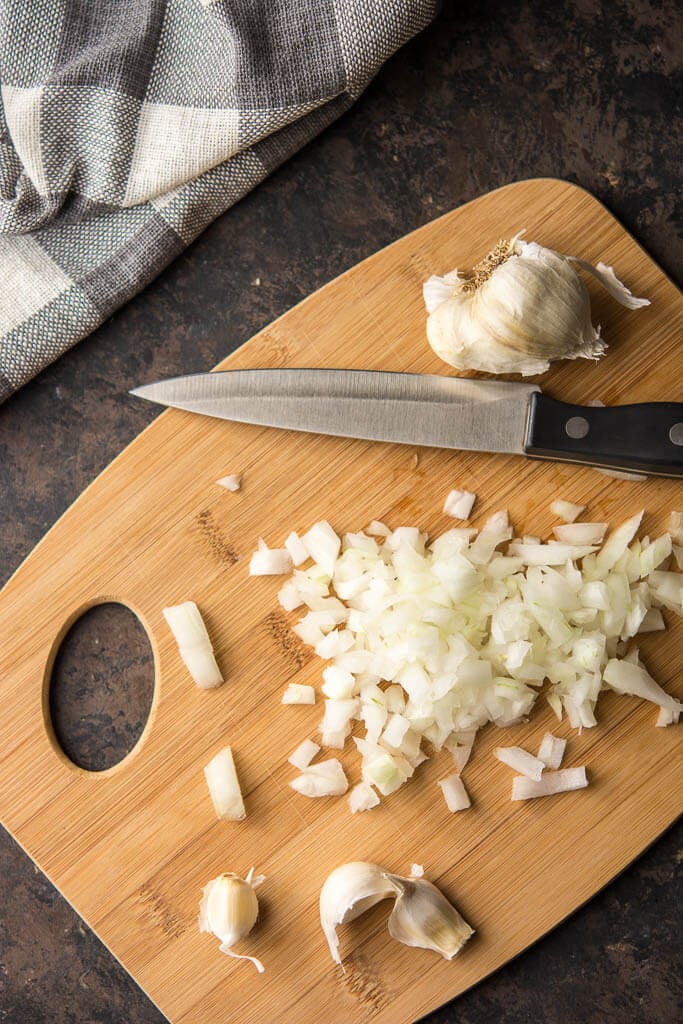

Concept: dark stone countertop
[[0, 2, 680, 1022]]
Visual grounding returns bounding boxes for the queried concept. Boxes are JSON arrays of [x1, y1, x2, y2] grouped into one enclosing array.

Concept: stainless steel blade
[[131, 369, 541, 455]]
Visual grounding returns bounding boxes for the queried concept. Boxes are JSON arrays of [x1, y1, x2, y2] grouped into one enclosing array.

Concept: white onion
[[668, 512, 683, 546], [290, 758, 348, 797], [438, 773, 471, 811], [443, 488, 476, 520], [204, 747, 246, 820], [162, 601, 223, 689], [553, 522, 608, 545], [537, 733, 566, 769], [216, 474, 241, 491], [249, 539, 293, 576], [511, 766, 587, 800], [550, 500, 585, 523], [268, 506, 681, 809], [284, 531, 309, 566], [348, 781, 380, 813], [281, 683, 315, 705], [494, 746, 545, 781], [288, 738, 320, 769]]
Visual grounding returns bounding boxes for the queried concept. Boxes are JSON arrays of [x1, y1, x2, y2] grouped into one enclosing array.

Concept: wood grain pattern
[[0, 180, 681, 1024]]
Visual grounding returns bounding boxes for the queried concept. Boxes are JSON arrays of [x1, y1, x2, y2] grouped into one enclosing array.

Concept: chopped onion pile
[[254, 507, 681, 809]]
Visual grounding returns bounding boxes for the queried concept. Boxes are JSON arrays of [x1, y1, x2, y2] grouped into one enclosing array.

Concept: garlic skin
[[424, 236, 649, 377], [199, 868, 265, 972]]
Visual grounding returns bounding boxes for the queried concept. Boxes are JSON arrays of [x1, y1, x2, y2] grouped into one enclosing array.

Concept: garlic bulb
[[319, 861, 473, 965], [423, 235, 650, 376], [198, 868, 265, 972]]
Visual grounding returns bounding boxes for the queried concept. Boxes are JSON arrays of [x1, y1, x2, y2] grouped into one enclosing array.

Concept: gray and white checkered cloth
[[0, 1, 437, 402]]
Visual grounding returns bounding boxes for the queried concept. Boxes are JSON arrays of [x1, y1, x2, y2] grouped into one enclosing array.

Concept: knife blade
[[130, 369, 683, 478]]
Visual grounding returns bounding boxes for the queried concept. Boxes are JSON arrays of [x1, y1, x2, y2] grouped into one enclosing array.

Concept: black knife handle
[[524, 393, 683, 478]]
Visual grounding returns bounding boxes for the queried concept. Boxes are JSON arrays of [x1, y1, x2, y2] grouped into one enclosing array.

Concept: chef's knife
[[131, 369, 683, 478]]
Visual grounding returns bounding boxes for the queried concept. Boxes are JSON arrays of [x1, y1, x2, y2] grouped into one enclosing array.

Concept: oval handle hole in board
[[49, 602, 155, 772]]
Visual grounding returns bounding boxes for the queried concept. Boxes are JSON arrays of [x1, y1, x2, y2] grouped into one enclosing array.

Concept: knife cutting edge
[[130, 369, 683, 479]]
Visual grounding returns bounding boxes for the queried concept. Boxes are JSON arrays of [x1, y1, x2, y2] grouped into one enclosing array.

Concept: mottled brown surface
[[0, 2, 681, 1021]]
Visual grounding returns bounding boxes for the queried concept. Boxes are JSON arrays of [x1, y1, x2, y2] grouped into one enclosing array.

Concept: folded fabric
[[0, 0, 438, 402]]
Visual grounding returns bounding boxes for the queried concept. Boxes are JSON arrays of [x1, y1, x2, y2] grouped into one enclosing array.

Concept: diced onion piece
[[362, 751, 406, 796], [647, 570, 683, 614], [249, 539, 293, 576], [550, 500, 585, 522], [163, 601, 223, 689], [366, 519, 391, 537], [348, 781, 380, 813], [443, 489, 476, 520], [511, 766, 588, 800], [204, 747, 246, 820], [537, 733, 566, 770], [277, 580, 303, 612], [655, 706, 680, 727], [507, 541, 597, 565], [290, 758, 348, 797], [494, 746, 545, 781], [553, 522, 608, 545], [438, 773, 471, 811], [282, 683, 316, 705], [603, 658, 682, 712], [668, 511, 683, 545], [285, 531, 309, 566], [596, 512, 643, 573], [216, 474, 241, 491], [288, 739, 320, 769], [301, 521, 341, 576]]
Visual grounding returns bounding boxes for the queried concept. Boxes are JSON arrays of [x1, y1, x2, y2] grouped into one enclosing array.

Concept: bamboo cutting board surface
[[0, 179, 681, 1024]]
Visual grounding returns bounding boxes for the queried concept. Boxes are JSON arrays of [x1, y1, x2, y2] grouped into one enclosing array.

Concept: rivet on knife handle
[[524, 394, 683, 478]]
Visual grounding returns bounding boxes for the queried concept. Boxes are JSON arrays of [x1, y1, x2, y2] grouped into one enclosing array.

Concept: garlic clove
[[319, 861, 397, 964], [199, 870, 265, 972], [384, 873, 474, 960]]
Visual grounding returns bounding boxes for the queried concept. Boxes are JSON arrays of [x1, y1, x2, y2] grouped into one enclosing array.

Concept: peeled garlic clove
[[199, 869, 265, 972], [319, 861, 397, 964], [424, 235, 649, 377], [384, 873, 474, 960]]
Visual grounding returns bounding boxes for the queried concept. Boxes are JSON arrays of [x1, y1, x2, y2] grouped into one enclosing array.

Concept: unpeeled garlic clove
[[199, 868, 265, 972], [423, 234, 649, 377], [319, 861, 398, 964], [319, 861, 474, 965], [384, 872, 474, 960]]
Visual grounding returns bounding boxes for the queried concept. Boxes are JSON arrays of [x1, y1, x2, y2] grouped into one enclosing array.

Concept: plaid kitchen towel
[[0, 1, 438, 402]]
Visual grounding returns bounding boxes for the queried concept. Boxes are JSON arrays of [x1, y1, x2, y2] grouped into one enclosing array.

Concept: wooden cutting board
[[0, 179, 681, 1024]]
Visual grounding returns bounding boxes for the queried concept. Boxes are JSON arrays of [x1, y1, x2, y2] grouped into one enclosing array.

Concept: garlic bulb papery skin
[[199, 869, 265, 972], [384, 873, 474, 960], [423, 236, 649, 376], [319, 861, 397, 964]]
